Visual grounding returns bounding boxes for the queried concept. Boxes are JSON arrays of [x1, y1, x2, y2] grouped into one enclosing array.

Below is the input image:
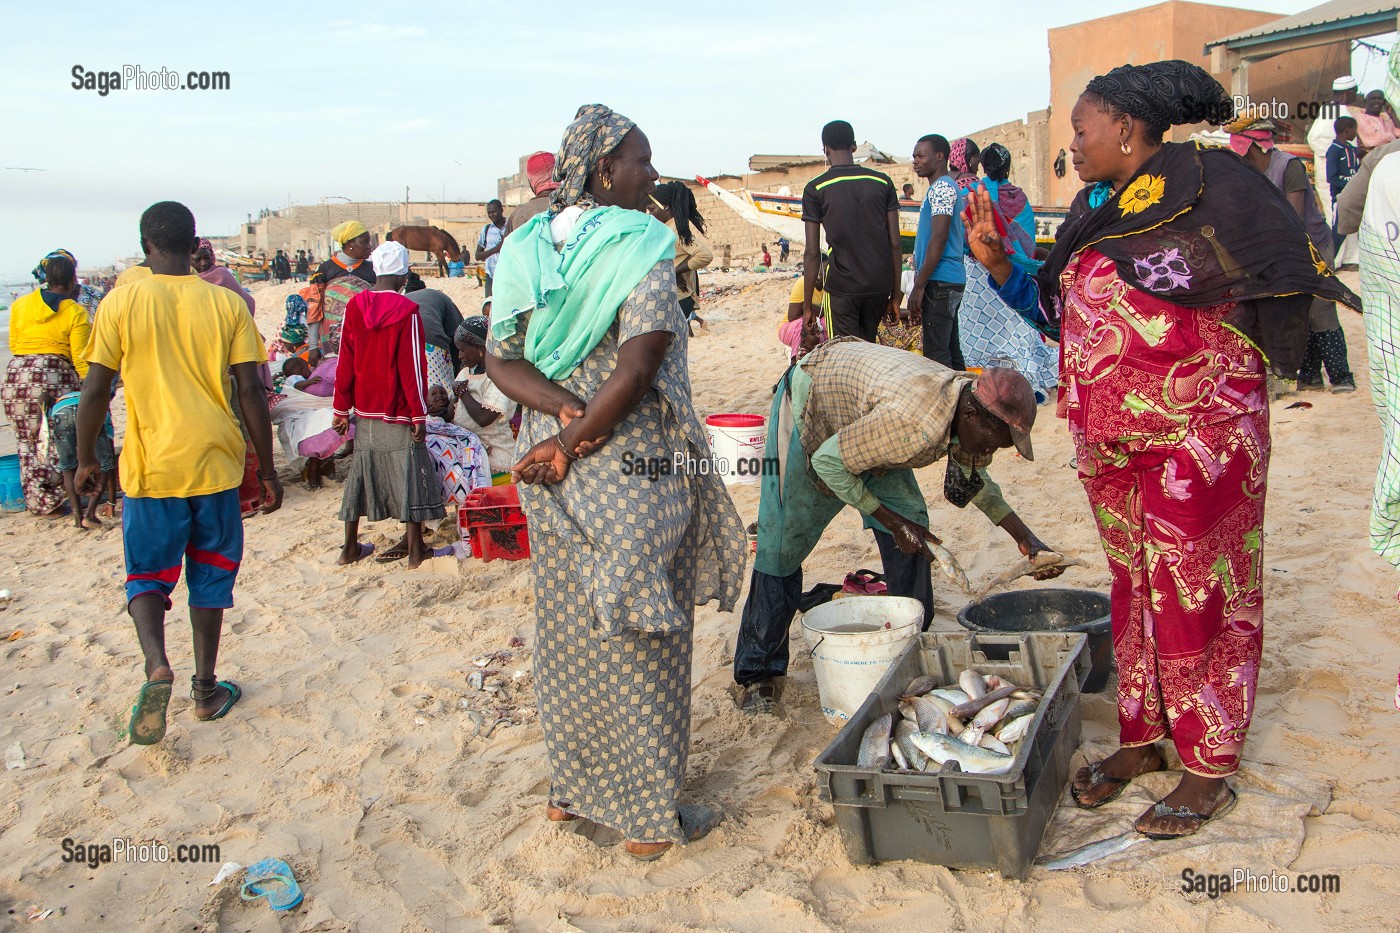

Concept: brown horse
[[386, 225, 462, 276]]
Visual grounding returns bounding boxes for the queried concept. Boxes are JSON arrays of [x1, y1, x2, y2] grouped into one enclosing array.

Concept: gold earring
[[1121, 140, 1132, 155], [601, 175, 613, 190]]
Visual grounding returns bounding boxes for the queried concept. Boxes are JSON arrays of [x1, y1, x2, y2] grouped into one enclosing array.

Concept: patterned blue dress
[[488, 260, 744, 842]]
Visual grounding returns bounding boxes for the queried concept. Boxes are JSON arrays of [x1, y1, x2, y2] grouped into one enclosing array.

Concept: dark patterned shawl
[[1036, 141, 1361, 327]]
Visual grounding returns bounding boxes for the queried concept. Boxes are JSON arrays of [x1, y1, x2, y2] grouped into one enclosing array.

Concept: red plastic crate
[[462, 484, 527, 529], [470, 522, 531, 561]]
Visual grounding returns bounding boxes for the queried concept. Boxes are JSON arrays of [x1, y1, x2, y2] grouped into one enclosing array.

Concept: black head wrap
[[981, 144, 1012, 182], [455, 315, 489, 346], [1084, 60, 1234, 130]]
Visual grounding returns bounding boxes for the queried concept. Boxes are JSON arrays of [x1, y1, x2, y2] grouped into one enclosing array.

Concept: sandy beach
[[1, 270, 1397, 931]]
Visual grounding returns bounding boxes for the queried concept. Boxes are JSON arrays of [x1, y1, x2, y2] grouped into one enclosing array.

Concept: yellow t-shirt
[[84, 275, 266, 498], [7, 290, 90, 378], [787, 278, 825, 307], [113, 265, 152, 289]]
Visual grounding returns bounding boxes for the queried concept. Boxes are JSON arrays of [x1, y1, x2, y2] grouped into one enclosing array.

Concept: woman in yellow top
[[2, 252, 91, 515]]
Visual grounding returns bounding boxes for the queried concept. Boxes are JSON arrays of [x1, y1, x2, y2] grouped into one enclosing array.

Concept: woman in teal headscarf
[[487, 104, 744, 861]]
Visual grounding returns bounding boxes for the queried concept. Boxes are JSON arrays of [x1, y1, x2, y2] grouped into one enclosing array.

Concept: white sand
[[0, 270, 1397, 930]]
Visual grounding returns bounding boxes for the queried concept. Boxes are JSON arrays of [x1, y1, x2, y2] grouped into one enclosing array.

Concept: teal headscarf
[[489, 207, 676, 379]]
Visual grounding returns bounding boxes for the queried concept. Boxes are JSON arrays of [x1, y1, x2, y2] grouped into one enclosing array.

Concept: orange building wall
[[1046, 1, 1350, 206]]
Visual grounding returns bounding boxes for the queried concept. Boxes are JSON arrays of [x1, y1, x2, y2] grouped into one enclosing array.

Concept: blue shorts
[[123, 489, 243, 610], [49, 406, 116, 473]]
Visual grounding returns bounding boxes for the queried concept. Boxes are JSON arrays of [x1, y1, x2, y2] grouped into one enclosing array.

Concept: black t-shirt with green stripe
[[801, 164, 899, 297]]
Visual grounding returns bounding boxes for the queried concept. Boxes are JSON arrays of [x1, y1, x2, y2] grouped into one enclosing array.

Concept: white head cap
[[1334, 75, 1359, 92], [370, 241, 410, 276]]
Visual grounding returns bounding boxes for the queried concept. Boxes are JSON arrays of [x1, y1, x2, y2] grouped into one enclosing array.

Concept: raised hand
[[963, 188, 1013, 280]]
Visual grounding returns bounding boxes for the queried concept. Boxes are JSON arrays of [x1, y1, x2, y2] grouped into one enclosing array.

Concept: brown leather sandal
[[1069, 747, 1165, 809], [1136, 785, 1237, 839], [545, 802, 577, 822]]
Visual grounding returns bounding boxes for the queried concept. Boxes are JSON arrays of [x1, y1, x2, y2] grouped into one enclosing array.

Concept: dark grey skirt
[[338, 418, 446, 523]]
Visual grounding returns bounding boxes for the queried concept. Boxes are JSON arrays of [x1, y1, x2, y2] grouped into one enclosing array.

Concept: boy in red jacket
[[332, 241, 445, 568]]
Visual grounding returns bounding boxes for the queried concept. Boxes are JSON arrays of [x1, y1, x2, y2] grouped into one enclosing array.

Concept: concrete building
[[230, 201, 495, 262], [1043, 0, 1351, 206]]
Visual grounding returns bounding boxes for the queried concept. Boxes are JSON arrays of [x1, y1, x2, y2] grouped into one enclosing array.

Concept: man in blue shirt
[[475, 200, 508, 297], [909, 134, 967, 367]]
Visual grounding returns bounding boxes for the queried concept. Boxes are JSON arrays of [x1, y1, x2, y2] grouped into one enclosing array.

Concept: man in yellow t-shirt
[[75, 200, 282, 746], [113, 263, 152, 289]]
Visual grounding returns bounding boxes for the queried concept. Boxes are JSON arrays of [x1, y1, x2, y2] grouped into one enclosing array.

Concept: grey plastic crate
[[813, 631, 1089, 879]]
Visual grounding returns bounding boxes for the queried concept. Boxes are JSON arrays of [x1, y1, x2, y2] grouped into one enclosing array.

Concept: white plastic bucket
[[705, 413, 767, 485], [801, 595, 923, 725]]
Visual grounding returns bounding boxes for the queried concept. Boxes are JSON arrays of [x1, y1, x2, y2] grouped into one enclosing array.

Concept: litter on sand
[[209, 862, 243, 886]]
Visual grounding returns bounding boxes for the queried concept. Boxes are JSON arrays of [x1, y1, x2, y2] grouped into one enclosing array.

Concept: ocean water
[[1, 278, 35, 336]]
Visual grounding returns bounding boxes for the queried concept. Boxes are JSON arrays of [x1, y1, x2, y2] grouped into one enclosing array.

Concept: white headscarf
[[370, 241, 410, 276]]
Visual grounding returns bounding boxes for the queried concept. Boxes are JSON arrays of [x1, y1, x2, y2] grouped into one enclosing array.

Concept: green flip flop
[[193, 680, 242, 722], [128, 680, 174, 746]]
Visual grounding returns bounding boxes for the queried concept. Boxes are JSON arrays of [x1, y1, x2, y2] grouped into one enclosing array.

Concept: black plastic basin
[[956, 588, 1114, 692]]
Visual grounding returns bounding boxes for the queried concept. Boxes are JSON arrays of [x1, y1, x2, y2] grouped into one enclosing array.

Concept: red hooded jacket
[[332, 289, 429, 425]]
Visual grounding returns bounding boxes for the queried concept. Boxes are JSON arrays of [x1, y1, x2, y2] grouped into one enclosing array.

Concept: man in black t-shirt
[[800, 120, 902, 343]]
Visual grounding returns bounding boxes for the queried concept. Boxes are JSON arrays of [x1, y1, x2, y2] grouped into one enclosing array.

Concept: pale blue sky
[[0, 0, 1373, 280]]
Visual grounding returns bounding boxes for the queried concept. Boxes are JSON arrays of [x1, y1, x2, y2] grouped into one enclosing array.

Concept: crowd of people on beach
[[9, 51, 1400, 865]]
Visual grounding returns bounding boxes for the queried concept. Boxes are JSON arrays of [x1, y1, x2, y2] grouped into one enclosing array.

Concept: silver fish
[[889, 735, 909, 770], [995, 713, 1035, 744], [930, 688, 970, 705], [910, 731, 1014, 774], [960, 724, 987, 746], [977, 551, 1088, 598], [903, 675, 939, 698], [970, 697, 1010, 730], [857, 713, 892, 768], [1004, 699, 1039, 721], [978, 734, 1012, 755], [962, 696, 1012, 746], [923, 695, 966, 736], [928, 541, 972, 593], [924, 694, 956, 717], [958, 671, 987, 700], [892, 719, 929, 770], [950, 684, 1017, 720], [900, 696, 949, 734], [1040, 832, 1148, 870]]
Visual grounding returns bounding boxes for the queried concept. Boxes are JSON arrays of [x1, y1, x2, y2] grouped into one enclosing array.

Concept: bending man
[[733, 337, 1063, 714]]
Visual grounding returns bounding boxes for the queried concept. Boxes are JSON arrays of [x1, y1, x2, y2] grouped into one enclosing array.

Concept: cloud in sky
[[0, 0, 1338, 275]]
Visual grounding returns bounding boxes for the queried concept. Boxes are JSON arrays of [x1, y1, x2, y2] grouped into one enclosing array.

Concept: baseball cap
[[972, 367, 1036, 461]]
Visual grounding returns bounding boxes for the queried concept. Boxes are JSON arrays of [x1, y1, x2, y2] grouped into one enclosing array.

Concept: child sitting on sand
[[280, 356, 336, 397], [40, 390, 118, 529]]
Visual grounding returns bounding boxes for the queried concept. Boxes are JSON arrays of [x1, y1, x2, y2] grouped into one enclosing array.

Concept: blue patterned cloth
[[959, 255, 1059, 394]]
